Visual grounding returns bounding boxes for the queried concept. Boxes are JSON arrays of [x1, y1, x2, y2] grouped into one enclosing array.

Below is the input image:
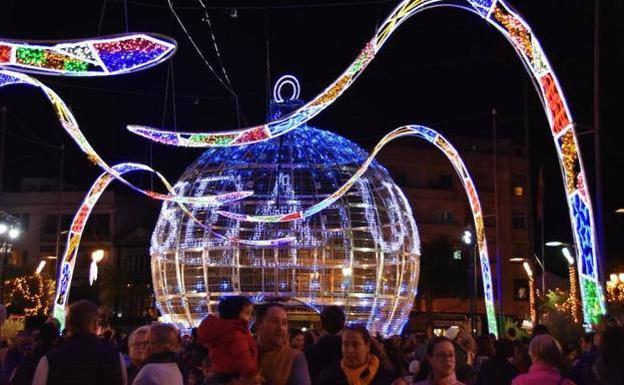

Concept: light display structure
[[131, 0, 607, 326], [150, 93, 420, 336]]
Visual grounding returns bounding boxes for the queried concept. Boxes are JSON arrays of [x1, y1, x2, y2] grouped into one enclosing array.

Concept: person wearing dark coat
[[475, 338, 518, 385], [31, 300, 127, 385], [306, 306, 345, 384], [317, 326, 394, 385]]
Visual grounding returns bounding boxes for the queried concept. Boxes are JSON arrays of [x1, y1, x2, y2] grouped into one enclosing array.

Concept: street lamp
[[0, 212, 21, 299], [35, 260, 46, 275], [462, 227, 477, 334], [90, 249, 105, 305], [523, 262, 537, 325]]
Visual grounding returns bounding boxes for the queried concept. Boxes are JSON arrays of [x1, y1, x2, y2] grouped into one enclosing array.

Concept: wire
[[97, 0, 108, 36], [197, 0, 233, 89], [123, 0, 129, 32], [112, 0, 397, 10], [167, 0, 235, 95]]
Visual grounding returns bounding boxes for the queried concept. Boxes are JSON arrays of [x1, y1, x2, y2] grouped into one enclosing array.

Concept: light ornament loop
[[129, 0, 606, 325], [273, 75, 301, 103]]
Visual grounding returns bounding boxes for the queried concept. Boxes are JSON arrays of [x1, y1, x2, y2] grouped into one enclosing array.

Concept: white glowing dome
[[150, 124, 420, 336]]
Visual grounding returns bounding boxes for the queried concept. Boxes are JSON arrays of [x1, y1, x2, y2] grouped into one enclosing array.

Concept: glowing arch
[[129, 0, 606, 325]]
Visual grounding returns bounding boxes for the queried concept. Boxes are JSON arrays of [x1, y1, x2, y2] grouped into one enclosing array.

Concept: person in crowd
[[179, 327, 208, 384], [317, 325, 394, 385], [570, 332, 598, 385], [305, 305, 345, 383], [3, 331, 33, 383], [414, 336, 464, 385], [445, 327, 474, 383], [594, 326, 624, 385], [187, 367, 205, 385], [197, 296, 259, 385], [9, 322, 59, 385], [32, 300, 127, 385], [126, 326, 150, 383], [290, 330, 305, 351], [474, 334, 495, 375], [256, 303, 310, 385], [132, 323, 183, 385], [511, 339, 531, 375], [511, 334, 575, 385], [474, 338, 517, 385], [385, 335, 408, 377]]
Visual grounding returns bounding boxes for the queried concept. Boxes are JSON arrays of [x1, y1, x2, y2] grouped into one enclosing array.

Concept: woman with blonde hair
[[511, 334, 575, 385]]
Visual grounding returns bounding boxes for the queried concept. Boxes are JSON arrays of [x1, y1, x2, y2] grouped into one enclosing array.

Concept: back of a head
[[67, 300, 99, 334], [529, 334, 562, 367], [595, 326, 624, 385], [149, 323, 180, 352], [218, 296, 252, 320], [494, 338, 514, 359], [320, 306, 345, 334], [38, 322, 59, 346], [129, 325, 150, 345]]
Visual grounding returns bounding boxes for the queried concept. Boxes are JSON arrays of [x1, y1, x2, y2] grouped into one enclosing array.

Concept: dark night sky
[[0, 0, 623, 273]]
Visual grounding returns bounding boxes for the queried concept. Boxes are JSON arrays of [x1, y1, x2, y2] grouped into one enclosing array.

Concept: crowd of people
[[0, 297, 622, 385]]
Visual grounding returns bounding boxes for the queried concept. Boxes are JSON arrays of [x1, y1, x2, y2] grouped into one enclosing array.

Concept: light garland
[[127, 0, 606, 325], [606, 273, 624, 304], [5, 274, 54, 316], [0, 34, 176, 76]]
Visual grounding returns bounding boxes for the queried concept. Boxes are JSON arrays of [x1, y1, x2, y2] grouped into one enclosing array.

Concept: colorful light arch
[[129, 0, 606, 325]]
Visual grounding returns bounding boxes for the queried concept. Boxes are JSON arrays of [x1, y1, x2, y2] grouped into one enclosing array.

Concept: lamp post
[[462, 228, 477, 334], [90, 249, 105, 305], [561, 247, 581, 323], [546, 241, 581, 323], [0, 212, 21, 300], [523, 261, 536, 325]]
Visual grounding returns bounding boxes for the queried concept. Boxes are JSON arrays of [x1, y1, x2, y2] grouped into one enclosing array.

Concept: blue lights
[[572, 194, 595, 277]]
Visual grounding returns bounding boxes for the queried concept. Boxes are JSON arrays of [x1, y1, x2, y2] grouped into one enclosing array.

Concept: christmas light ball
[[150, 125, 420, 336]]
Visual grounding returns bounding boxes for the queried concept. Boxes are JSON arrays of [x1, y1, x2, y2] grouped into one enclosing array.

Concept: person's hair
[[426, 336, 454, 357], [532, 324, 549, 336], [255, 302, 286, 323], [528, 334, 563, 367], [320, 305, 345, 334], [38, 322, 59, 347], [476, 334, 496, 358], [66, 300, 99, 334], [290, 329, 304, 338], [218, 296, 252, 320], [581, 332, 595, 345], [595, 326, 624, 385], [149, 323, 180, 352], [494, 338, 514, 359], [129, 325, 150, 345], [507, 327, 517, 339], [343, 325, 371, 345]]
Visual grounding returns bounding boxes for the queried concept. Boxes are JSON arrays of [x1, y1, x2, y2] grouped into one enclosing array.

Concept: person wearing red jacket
[[197, 296, 260, 385]]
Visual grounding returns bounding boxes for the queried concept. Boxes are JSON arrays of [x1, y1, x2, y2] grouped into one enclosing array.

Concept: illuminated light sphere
[[151, 87, 420, 336]]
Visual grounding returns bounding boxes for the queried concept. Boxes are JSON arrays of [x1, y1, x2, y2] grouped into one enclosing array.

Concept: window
[[512, 211, 526, 229], [514, 279, 530, 301], [440, 211, 455, 224], [438, 175, 452, 189], [511, 175, 526, 197], [42, 214, 72, 235]]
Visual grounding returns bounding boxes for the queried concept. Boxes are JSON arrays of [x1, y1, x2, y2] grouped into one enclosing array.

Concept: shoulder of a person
[[317, 363, 343, 381]]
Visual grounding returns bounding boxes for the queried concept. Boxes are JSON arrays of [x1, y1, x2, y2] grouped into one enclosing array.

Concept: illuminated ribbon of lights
[[220, 125, 498, 336], [0, 70, 252, 207], [130, 0, 606, 325], [0, 34, 176, 76], [53, 162, 294, 325]]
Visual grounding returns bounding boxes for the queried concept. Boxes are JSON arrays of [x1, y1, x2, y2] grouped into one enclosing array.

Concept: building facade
[[376, 136, 534, 330], [0, 178, 155, 324]]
